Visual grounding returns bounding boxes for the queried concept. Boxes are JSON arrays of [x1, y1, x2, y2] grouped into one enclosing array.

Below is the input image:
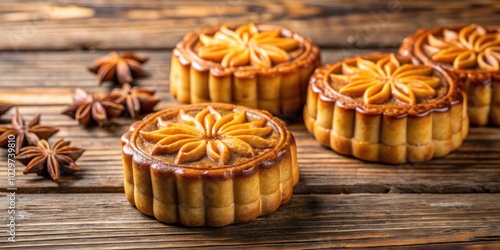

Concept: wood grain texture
[[0, 50, 499, 194], [0, 193, 498, 249], [0, 0, 499, 50]]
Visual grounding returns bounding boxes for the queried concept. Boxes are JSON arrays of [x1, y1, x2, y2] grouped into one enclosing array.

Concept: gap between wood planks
[[0, 192, 498, 249]]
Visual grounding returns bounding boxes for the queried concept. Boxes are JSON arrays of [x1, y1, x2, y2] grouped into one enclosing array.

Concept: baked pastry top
[[196, 23, 302, 69], [137, 105, 279, 166], [304, 53, 469, 164], [330, 53, 446, 107], [399, 24, 500, 126], [422, 24, 500, 71], [121, 103, 298, 226], [170, 23, 321, 118]]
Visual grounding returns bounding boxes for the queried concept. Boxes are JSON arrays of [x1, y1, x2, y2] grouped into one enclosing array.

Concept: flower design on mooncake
[[197, 23, 300, 68], [331, 54, 441, 105], [140, 106, 276, 165], [424, 24, 500, 70]]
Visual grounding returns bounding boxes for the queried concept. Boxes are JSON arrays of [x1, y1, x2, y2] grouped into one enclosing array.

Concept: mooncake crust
[[121, 103, 299, 226], [399, 24, 500, 126], [304, 53, 469, 164], [170, 23, 321, 119]]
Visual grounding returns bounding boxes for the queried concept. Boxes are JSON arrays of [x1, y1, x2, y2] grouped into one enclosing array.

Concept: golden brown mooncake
[[399, 24, 500, 126], [120, 103, 298, 227], [303, 53, 469, 164], [169, 23, 321, 119]]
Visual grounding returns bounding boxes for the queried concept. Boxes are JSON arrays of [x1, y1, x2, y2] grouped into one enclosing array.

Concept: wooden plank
[[0, 193, 498, 248], [0, 0, 498, 50]]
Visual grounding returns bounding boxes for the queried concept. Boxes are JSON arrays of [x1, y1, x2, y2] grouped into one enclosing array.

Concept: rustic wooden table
[[1, 1, 499, 249]]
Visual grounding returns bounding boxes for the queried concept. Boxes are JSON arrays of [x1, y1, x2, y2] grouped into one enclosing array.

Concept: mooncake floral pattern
[[424, 24, 500, 70], [140, 107, 276, 165], [331, 54, 441, 105], [197, 23, 300, 68]]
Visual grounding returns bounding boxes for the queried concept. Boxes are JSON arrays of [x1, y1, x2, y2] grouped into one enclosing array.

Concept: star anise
[[62, 88, 124, 127], [17, 139, 85, 182], [104, 83, 160, 119], [0, 102, 13, 118], [88, 51, 149, 85], [0, 108, 59, 154]]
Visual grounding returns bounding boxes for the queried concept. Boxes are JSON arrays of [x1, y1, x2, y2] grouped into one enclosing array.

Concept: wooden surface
[[1, 193, 499, 249], [0, 0, 499, 249], [1, 0, 499, 50]]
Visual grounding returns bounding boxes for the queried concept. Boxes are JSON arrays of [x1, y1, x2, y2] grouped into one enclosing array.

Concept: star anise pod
[[88, 51, 149, 85], [104, 83, 160, 119], [0, 102, 13, 118], [62, 89, 124, 127], [0, 108, 59, 154], [17, 139, 85, 182]]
